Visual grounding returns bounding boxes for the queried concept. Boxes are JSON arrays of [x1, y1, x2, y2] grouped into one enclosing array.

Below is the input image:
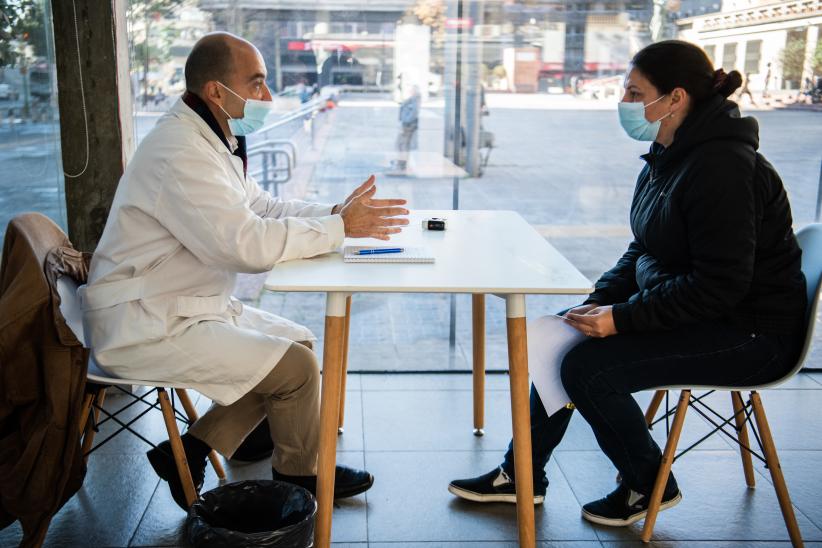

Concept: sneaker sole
[[581, 492, 682, 527], [447, 484, 545, 505]]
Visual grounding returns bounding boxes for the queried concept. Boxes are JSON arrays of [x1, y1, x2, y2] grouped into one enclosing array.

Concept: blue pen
[[356, 248, 404, 255]]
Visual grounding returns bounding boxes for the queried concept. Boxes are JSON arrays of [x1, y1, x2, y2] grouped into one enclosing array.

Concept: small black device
[[422, 217, 447, 231]]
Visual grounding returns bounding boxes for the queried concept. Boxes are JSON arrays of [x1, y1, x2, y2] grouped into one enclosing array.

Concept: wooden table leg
[[505, 294, 536, 548], [338, 295, 352, 435], [315, 292, 349, 548], [472, 293, 486, 436]]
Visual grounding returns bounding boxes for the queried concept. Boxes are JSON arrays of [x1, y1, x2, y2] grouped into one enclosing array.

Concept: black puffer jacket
[[586, 94, 806, 336]]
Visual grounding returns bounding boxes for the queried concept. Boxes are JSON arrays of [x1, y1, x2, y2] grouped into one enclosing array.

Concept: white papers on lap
[[527, 315, 587, 417]]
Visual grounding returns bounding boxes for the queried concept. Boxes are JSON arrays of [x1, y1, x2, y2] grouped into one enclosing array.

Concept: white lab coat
[[79, 98, 345, 405]]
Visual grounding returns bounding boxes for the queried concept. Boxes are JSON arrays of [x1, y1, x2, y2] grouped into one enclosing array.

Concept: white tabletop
[[264, 210, 593, 295]]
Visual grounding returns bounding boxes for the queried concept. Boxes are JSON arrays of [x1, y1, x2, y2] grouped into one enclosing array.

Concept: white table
[[264, 210, 592, 547]]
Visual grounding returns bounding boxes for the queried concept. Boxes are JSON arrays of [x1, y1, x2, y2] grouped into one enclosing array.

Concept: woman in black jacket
[[449, 40, 807, 527]]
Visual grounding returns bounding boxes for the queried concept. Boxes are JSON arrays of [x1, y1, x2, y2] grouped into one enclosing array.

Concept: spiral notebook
[[343, 246, 435, 264]]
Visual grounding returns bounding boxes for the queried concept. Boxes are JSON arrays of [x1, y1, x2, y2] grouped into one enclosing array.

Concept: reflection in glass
[[125, 0, 822, 370], [0, 0, 65, 241]]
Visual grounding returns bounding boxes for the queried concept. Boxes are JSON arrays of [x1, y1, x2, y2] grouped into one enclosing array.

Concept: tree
[[0, 0, 47, 67], [779, 36, 806, 86], [407, 0, 446, 45], [127, 0, 183, 105], [813, 40, 822, 77]]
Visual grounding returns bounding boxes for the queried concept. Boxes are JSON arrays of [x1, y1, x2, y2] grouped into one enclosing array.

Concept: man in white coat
[[80, 32, 409, 509]]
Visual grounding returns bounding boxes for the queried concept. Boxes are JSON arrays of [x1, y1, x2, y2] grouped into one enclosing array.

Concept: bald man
[[81, 32, 408, 509]]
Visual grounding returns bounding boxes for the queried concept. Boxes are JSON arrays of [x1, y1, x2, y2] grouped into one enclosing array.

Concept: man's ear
[[203, 81, 223, 103]]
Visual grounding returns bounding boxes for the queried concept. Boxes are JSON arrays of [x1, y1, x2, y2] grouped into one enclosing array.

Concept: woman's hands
[[565, 304, 617, 338]]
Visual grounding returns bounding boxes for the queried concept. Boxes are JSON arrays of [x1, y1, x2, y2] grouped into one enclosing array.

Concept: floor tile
[[603, 542, 822, 547], [334, 387, 366, 452], [751, 450, 822, 532], [369, 542, 602, 547], [807, 372, 822, 386], [769, 371, 822, 389], [362, 389, 516, 452], [555, 450, 822, 543], [696, 389, 822, 451], [364, 451, 599, 543], [360, 371, 512, 391], [0, 455, 159, 547]]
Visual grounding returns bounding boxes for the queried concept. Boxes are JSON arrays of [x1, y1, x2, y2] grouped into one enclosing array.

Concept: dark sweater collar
[[182, 91, 247, 176]]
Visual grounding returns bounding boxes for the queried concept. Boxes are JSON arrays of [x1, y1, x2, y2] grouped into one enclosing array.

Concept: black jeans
[[501, 321, 799, 496]]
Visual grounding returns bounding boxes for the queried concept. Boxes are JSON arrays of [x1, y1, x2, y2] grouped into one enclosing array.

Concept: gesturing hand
[[338, 175, 409, 241], [564, 305, 617, 338]]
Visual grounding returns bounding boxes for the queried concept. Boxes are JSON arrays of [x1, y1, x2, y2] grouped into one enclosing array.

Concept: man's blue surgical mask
[[216, 81, 275, 136], [617, 94, 670, 141]]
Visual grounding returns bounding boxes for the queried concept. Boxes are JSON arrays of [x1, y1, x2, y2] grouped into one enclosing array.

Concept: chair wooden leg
[[175, 388, 226, 481], [641, 389, 690, 543], [731, 391, 756, 488], [157, 388, 198, 508], [81, 387, 107, 461], [751, 391, 804, 547], [472, 293, 486, 436], [337, 295, 352, 435], [645, 390, 666, 429], [78, 392, 94, 435]]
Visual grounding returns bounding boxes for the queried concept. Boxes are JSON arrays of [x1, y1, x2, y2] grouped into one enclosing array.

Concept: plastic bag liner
[[186, 480, 317, 548]]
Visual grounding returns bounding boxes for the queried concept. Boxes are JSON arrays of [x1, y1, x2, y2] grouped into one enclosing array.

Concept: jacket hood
[[648, 94, 759, 169]]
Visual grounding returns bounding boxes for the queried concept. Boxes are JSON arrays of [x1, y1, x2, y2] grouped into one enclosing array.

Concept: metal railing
[[248, 98, 326, 195]]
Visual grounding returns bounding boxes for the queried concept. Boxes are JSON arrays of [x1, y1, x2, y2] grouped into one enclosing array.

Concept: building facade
[[677, 0, 822, 92]]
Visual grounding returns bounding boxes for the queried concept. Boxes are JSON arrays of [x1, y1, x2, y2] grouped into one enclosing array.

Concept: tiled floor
[[3, 371, 822, 547]]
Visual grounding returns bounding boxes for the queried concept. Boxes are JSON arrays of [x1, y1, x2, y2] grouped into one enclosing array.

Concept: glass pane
[[0, 0, 66, 241], [125, 0, 822, 371], [744, 39, 761, 74], [722, 42, 737, 71]]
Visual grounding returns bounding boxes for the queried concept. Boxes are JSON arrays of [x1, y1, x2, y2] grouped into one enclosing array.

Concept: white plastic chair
[[640, 223, 822, 546], [57, 276, 227, 508]]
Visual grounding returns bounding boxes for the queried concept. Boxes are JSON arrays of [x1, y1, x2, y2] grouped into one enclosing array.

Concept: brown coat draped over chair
[[0, 213, 91, 547]]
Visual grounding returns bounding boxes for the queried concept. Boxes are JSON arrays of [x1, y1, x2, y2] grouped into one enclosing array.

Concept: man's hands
[[564, 304, 617, 338], [336, 175, 409, 241]]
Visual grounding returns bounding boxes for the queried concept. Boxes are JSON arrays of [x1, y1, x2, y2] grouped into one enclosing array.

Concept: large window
[[0, 1, 65, 241], [704, 44, 716, 64], [722, 41, 737, 71], [744, 39, 761, 74], [125, 0, 822, 371]]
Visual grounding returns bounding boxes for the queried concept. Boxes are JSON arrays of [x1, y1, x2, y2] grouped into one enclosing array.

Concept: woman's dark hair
[[631, 40, 743, 101]]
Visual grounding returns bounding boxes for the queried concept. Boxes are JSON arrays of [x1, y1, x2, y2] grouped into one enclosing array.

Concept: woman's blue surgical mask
[[617, 94, 670, 141], [216, 82, 275, 136]]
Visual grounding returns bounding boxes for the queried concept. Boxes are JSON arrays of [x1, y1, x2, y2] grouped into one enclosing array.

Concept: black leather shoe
[[272, 465, 374, 499], [147, 439, 206, 510]]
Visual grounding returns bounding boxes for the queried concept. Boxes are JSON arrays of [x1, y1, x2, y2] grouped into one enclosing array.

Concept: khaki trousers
[[188, 341, 320, 475]]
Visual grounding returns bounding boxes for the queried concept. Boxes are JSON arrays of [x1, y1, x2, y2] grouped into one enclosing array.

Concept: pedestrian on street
[[392, 85, 420, 173], [763, 62, 772, 99], [738, 73, 756, 106]]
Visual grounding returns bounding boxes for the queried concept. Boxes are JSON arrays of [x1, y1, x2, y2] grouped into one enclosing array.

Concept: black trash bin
[[186, 480, 317, 548]]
